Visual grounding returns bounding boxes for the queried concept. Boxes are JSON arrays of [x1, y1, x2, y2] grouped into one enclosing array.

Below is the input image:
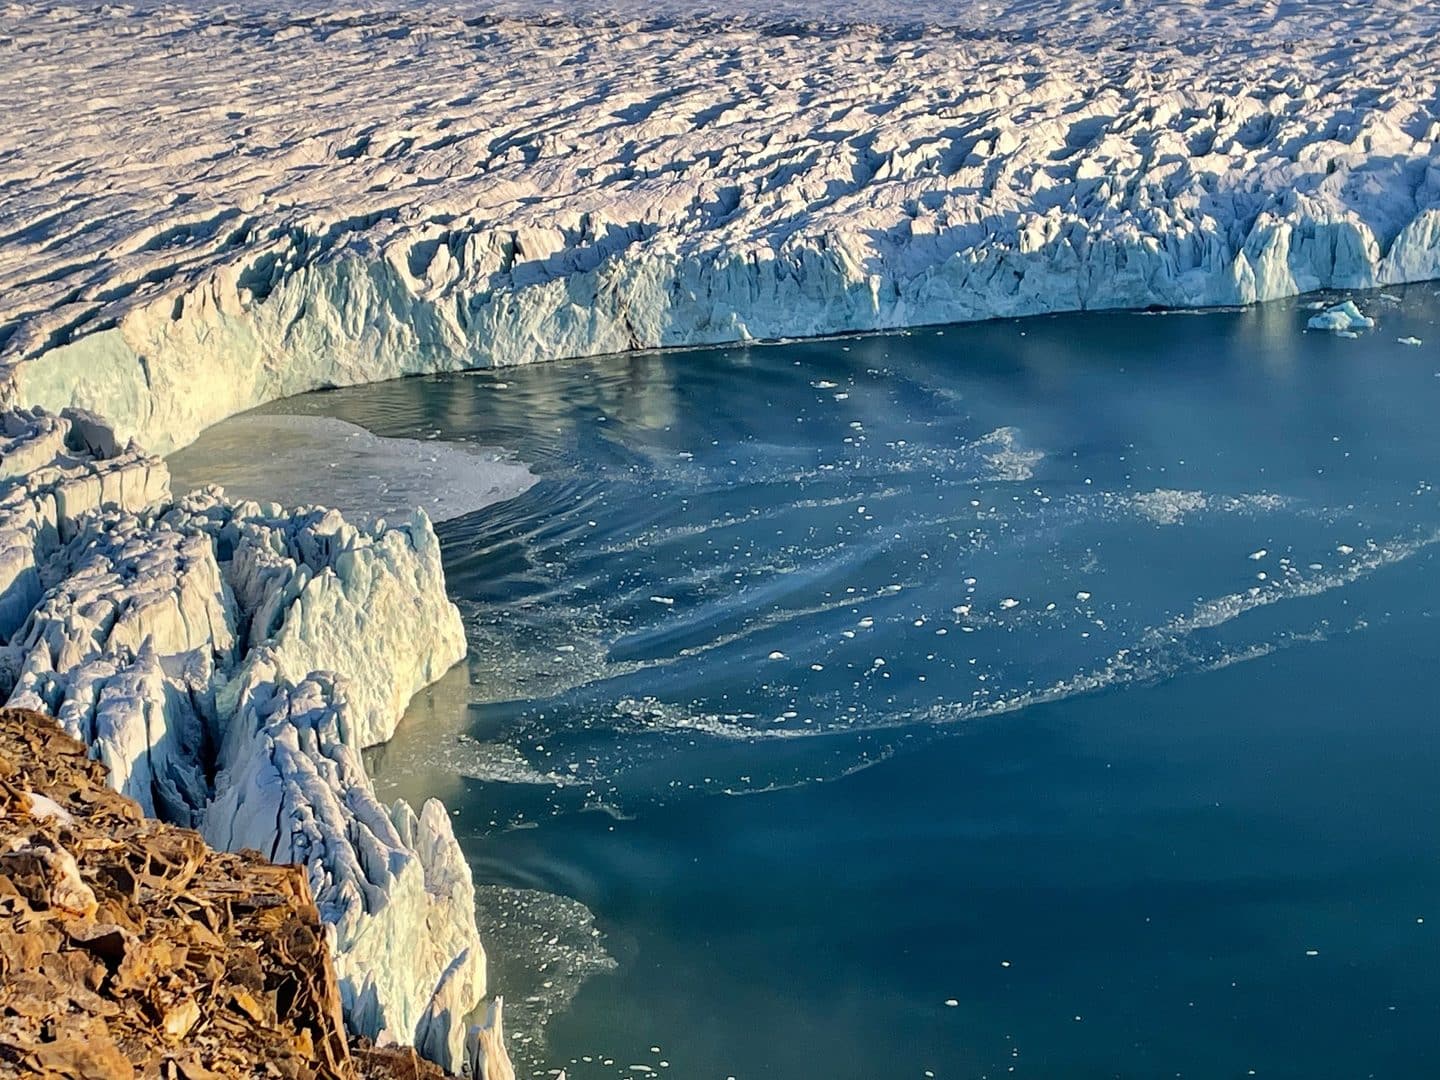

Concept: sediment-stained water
[[172, 289, 1440, 1078]]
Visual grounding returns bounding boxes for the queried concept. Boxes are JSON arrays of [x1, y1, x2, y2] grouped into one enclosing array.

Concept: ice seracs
[[205, 659, 484, 1071], [0, 406, 488, 1069], [0, 408, 170, 638], [166, 490, 466, 749], [463, 998, 518, 1080], [3, 1, 1439, 450]]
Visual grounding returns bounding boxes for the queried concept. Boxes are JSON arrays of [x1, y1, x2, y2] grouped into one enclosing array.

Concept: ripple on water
[[174, 291, 1440, 1077]]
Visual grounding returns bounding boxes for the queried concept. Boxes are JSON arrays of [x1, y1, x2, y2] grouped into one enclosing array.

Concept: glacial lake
[[171, 290, 1440, 1079]]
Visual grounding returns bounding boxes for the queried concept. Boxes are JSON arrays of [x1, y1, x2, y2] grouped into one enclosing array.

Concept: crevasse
[[3, 3, 1438, 451]]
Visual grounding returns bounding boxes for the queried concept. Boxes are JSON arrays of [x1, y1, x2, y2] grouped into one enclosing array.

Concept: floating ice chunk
[[977, 427, 1044, 482], [650, 596, 676, 605], [767, 651, 786, 660], [1307, 301, 1374, 332], [1249, 549, 1268, 560], [999, 598, 1020, 609], [1075, 591, 1092, 601], [1398, 336, 1424, 346]]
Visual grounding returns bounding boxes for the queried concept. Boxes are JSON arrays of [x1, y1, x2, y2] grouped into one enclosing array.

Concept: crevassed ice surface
[[6, 0, 1440, 453], [175, 292, 1440, 1077]]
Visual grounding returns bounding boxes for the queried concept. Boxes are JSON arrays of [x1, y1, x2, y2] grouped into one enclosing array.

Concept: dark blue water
[[175, 290, 1440, 1078]]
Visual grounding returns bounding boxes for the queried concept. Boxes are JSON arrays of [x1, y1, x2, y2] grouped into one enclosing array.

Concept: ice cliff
[[0, 407, 488, 1073], [2, 1, 1439, 451], [204, 660, 483, 1057]]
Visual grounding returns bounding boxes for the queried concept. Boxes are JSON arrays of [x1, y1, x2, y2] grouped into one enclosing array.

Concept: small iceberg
[[1398, 336, 1423, 347], [1307, 300, 1374, 332]]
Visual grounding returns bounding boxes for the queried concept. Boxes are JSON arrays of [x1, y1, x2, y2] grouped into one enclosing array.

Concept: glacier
[[0, 0, 1438, 1073], [0, 407, 494, 1073], [203, 657, 484, 1057], [2, 1, 1439, 451]]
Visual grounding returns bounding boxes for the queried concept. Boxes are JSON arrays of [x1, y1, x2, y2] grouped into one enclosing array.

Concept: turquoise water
[[173, 290, 1440, 1078]]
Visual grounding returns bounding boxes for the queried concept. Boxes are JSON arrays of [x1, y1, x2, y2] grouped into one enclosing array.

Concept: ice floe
[[1307, 301, 1376, 332]]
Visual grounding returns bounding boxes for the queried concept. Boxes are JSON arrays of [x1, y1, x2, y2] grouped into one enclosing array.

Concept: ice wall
[[2, 2, 1438, 451], [205, 658, 484, 1064], [0, 408, 483, 1071]]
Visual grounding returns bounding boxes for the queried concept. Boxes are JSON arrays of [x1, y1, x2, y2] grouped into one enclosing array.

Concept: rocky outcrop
[[0, 409, 488, 1071], [0, 706, 358, 1078]]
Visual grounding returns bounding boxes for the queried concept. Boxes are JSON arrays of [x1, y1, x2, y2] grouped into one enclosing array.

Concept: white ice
[[0, 2, 1437, 1070], [1307, 301, 1376, 332], [3, 0, 1438, 452], [0, 408, 486, 1070]]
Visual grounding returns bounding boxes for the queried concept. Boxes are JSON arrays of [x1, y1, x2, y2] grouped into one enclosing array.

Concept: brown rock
[[0, 708, 458, 1080], [24, 1033, 136, 1080]]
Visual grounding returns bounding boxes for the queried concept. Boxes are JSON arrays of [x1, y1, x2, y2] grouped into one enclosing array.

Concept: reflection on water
[[177, 287, 1440, 1078]]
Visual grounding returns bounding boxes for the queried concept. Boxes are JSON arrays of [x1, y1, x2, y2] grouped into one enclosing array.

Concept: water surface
[[173, 290, 1440, 1078]]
